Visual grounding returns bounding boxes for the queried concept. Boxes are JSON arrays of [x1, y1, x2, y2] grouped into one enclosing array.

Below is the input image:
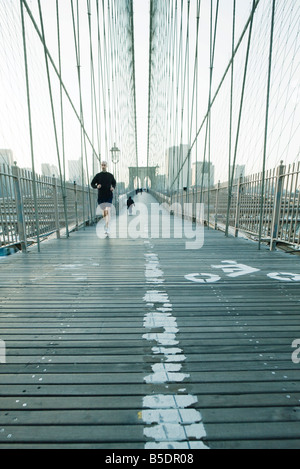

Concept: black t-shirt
[[91, 172, 116, 199]]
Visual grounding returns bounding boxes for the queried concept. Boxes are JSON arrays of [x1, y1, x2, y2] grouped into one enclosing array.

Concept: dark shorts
[[98, 196, 113, 209]]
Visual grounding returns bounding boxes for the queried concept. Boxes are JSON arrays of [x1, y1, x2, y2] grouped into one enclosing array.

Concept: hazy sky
[[133, 0, 150, 163], [0, 0, 299, 185]]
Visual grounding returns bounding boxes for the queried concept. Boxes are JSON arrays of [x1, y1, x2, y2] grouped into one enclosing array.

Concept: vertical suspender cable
[[171, 0, 261, 195], [108, 0, 117, 146], [166, 1, 174, 194], [70, 0, 93, 227], [210, 0, 219, 219], [225, 0, 256, 237], [20, 0, 99, 160], [96, 0, 108, 163], [38, 0, 69, 235], [105, 0, 113, 154], [56, 0, 69, 238], [78, 0, 85, 226], [147, 0, 154, 186], [164, 1, 173, 193], [206, 0, 213, 227], [20, 0, 40, 252], [87, 0, 101, 170], [189, 0, 201, 201], [167, 0, 177, 200], [129, 0, 139, 173], [175, 0, 183, 195], [258, 0, 276, 250], [225, 0, 236, 236], [200, 0, 219, 222], [186, 1, 190, 202], [178, 0, 190, 199], [169, 2, 177, 193]]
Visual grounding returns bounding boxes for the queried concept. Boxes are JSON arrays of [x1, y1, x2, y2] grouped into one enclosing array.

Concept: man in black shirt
[[91, 161, 116, 235]]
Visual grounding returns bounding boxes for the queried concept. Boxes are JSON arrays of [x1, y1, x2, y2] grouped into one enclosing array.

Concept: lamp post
[[110, 143, 120, 214]]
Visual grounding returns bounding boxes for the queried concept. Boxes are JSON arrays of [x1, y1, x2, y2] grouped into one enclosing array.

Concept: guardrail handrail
[[152, 160, 300, 251], [0, 163, 98, 252]]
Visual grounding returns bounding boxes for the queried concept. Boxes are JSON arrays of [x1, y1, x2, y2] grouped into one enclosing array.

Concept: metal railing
[[153, 161, 300, 250], [0, 163, 98, 252]]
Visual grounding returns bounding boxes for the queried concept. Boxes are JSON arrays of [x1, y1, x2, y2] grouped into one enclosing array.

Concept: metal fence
[[0, 163, 98, 252], [154, 161, 300, 250], [2, 161, 299, 251]]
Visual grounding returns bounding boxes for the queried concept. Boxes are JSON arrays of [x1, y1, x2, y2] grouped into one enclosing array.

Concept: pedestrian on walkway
[[91, 161, 116, 236], [127, 196, 135, 215]]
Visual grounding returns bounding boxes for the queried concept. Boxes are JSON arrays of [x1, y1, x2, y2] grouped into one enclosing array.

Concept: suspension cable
[[20, 0, 40, 252], [21, 0, 99, 160], [170, 0, 261, 191], [37, 0, 70, 237], [258, 0, 276, 249]]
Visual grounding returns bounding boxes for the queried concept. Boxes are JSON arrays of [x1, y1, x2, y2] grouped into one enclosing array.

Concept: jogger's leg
[[104, 207, 110, 229]]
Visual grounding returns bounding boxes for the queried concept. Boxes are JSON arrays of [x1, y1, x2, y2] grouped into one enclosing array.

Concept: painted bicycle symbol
[[185, 260, 300, 283]]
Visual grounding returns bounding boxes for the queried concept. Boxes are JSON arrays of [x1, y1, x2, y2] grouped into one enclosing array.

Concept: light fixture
[[110, 143, 120, 165]]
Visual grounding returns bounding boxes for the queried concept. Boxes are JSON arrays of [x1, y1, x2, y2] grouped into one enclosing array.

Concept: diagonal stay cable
[[225, 0, 257, 237], [170, 0, 261, 191], [20, 0, 40, 252], [37, 0, 69, 238], [70, 0, 93, 226], [21, 0, 99, 161], [258, 0, 276, 250]]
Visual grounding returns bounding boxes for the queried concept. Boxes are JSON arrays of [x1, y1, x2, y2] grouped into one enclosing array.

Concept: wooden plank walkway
[[0, 192, 300, 449]]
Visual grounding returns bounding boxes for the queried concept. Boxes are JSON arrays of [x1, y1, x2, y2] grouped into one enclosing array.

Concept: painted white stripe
[[142, 408, 202, 424], [145, 441, 209, 449], [142, 245, 209, 449], [152, 346, 183, 356], [144, 363, 189, 383], [144, 422, 207, 442], [143, 291, 169, 303], [142, 332, 178, 346], [143, 394, 198, 409]]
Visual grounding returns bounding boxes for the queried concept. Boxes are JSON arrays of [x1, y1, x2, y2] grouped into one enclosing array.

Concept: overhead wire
[[20, 0, 40, 251], [170, 0, 262, 191], [225, 0, 257, 236], [258, 0, 276, 250]]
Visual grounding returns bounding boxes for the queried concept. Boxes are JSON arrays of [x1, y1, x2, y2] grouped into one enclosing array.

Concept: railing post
[[74, 181, 79, 231], [270, 161, 285, 251], [234, 176, 243, 237], [192, 187, 196, 222], [12, 164, 27, 253], [215, 180, 220, 230], [52, 176, 60, 239]]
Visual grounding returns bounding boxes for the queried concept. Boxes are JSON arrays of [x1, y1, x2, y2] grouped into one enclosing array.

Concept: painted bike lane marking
[[185, 260, 300, 283], [140, 241, 209, 450]]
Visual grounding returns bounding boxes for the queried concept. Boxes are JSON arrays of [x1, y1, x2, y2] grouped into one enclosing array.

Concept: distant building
[[156, 174, 166, 191], [41, 163, 59, 178], [230, 164, 245, 182], [0, 149, 14, 167], [166, 145, 191, 191], [116, 182, 125, 194], [192, 161, 214, 188], [0, 149, 14, 198], [92, 152, 101, 175], [68, 159, 86, 185]]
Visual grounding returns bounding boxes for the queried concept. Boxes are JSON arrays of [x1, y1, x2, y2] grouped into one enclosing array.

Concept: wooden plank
[[0, 370, 299, 384], [0, 192, 300, 448], [0, 381, 299, 396]]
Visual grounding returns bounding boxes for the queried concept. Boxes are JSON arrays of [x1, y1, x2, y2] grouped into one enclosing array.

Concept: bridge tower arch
[[128, 167, 157, 190]]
